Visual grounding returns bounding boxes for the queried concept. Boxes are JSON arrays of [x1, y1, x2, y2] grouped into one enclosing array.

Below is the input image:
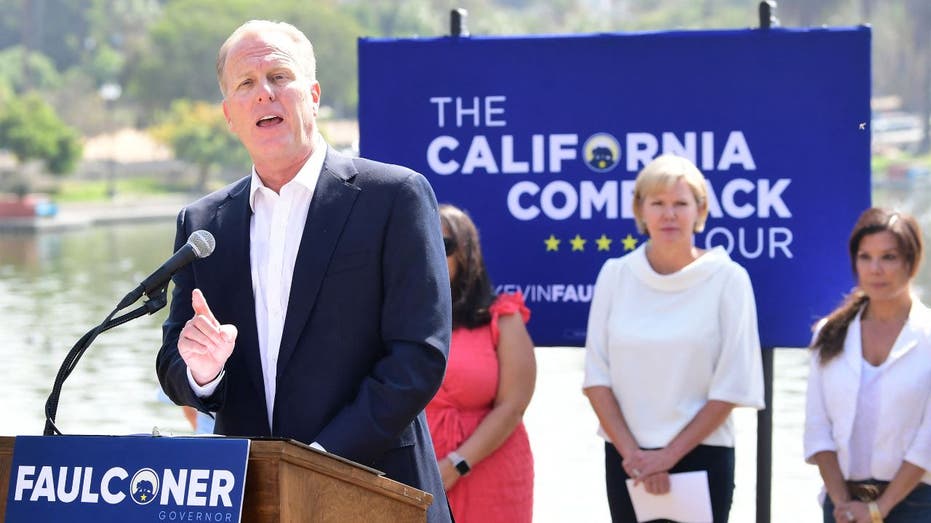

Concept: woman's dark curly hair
[[812, 207, 923, 364], [440, 204, 496, 329]]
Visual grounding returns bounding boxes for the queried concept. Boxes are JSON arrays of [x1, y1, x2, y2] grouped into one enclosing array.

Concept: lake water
[[0, 186, 926, 521], [0, 223, 183, 436]]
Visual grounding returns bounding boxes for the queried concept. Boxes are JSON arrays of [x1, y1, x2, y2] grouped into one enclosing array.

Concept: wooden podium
[[0, 436, 433, 522]]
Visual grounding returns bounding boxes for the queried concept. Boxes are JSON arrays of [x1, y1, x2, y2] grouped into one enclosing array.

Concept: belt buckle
[[848, 482, 882, 502]]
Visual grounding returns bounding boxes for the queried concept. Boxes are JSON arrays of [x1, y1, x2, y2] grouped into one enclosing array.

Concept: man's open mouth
[[257, 115, 283, 127]]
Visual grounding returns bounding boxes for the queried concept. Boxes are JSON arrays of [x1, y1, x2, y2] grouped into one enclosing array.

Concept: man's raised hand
[[177, 289, 237, 385]]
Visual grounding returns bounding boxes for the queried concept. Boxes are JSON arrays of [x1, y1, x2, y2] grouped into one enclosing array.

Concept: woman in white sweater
[[805, 208, 931, 523], [583, 154, 765, 522]]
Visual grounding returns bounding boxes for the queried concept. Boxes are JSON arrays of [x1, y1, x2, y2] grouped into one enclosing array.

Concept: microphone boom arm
[[43, 286, 169, 436], [43, 229, 213, 436]]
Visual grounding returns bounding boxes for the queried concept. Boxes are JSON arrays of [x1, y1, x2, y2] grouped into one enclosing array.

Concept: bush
[[150, 99, 250, 191], [0, 92, 82, 175]]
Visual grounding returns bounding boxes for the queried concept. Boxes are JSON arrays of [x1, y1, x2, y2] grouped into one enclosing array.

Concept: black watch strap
[[448, 451, 471, 476]]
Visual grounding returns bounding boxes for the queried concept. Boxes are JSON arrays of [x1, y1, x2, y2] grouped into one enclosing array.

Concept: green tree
[[82, 0, 162, 84], [0, 46, 61, 93], [288, 6, 364, 115], [346, 0, 436, 37], [0, 92, 82, 175], [150, 99, 250, 192], [0, 0, 87, 73], [0, 0, 160, 82], [125, 0, 363, 119], [905, 0, 931, 152]]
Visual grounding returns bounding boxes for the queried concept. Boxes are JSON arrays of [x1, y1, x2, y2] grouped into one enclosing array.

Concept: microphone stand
[[43, 283, 170, 436]]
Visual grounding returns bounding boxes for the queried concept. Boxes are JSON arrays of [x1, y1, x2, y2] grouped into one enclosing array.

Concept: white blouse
[[848, 361, 880, 480], [805, 301, 931, 485], [583, 244, 765, 448]]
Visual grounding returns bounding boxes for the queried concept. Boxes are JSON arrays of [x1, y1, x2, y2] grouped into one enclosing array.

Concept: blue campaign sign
[[6, 435, 250, 522], [358, 27, 871, 348]]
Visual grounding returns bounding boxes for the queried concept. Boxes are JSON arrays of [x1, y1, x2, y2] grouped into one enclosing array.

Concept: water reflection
[[0, 222, 186, 437]]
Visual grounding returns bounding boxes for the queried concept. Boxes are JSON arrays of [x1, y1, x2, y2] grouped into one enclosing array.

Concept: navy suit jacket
[[157, 148, 452, 521]]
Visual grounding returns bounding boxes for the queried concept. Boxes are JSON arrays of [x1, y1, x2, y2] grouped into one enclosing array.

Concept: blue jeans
[[823, 482, 931, 523]]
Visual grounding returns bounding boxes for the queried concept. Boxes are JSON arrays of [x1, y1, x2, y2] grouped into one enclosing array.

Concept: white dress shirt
[[248, 135, 325, 428], [583, 244, 765, 449], [188, 133, 326, 431]]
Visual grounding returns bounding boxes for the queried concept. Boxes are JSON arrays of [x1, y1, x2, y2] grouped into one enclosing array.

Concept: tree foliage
[[0, 0, 928, 142], [125, 0, 363, 118], [0, 92, 82, 174], [0, 46, 61, 92], [0, 0, 89, 72], [0, 0, 160, 84], [149, 99, 250, 191]]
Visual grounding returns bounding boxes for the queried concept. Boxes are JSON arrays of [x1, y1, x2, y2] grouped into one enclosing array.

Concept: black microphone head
[[188, 230, 216, 259]]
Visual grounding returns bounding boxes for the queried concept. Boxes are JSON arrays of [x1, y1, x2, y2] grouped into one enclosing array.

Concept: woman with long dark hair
[[425, 204, 536, 523], [805, 208, 931, 523]]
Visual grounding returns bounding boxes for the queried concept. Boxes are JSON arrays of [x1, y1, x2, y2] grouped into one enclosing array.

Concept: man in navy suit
[[156, 20, 452, 522]]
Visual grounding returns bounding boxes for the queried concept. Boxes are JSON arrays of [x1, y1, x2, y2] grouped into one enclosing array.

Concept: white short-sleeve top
[[583, 244, 765, 448]]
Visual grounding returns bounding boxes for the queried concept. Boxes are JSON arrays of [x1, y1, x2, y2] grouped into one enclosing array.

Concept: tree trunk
[[911, 1, 931, 153], [920, 65, 931, 154], [20, 0, 31, 91], [197, 164, 210, 193]]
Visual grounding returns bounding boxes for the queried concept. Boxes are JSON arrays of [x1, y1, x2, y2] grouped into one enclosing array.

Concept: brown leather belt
[[846, 481, 888, 502]]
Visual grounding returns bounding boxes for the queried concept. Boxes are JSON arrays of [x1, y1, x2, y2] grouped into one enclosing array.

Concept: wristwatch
[[447, 451, 471, 476]]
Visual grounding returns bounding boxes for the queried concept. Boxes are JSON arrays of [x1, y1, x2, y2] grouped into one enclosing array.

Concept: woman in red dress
[[426, 204, 537, 523]]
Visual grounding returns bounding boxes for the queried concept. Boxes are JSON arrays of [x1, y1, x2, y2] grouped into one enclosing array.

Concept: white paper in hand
[[625, 470, 713, 523]]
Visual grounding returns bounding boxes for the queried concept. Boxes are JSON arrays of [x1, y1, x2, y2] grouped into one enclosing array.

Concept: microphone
[[117, 230, 216, 309]]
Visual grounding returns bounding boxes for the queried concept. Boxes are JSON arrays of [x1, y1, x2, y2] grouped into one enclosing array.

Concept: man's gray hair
[[216, 20, 316, 96]]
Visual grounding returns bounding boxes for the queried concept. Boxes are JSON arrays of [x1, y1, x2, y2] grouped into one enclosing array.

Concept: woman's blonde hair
[[632, 154, 709, 235]]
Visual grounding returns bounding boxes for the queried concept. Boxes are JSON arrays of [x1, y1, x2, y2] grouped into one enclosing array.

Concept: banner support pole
[[756, 348, 774, 523], [450, 8, 469, 38], [759, 1, 779, 29]]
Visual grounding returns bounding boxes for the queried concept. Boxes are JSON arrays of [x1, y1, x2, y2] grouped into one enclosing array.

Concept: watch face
[[455, 460, 470, 475], [448, 451, 470, 475]]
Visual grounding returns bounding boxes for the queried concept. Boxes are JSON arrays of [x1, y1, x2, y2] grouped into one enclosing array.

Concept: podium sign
[[5, 436, 250, 522]]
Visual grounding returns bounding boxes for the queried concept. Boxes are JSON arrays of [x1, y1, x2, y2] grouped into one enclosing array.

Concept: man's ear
[[221, 101, 233, 131], [310, 81, 321, 116]]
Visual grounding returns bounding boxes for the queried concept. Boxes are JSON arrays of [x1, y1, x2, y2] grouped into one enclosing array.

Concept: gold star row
[[544, 233, 640, 252]]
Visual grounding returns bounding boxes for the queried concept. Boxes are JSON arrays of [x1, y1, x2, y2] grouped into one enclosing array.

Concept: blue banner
[[6, 436, 250, 522], [359, 27, 871, 347]]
